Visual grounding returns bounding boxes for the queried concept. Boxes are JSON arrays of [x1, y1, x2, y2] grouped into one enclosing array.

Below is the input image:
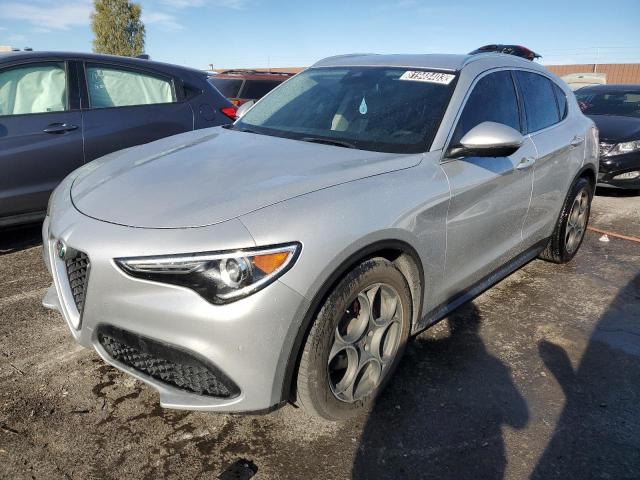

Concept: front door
[[0, 61, 84, 222], [440, 70, 535, 300]]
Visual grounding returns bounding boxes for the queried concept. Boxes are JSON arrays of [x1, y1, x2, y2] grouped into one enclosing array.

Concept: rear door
[[440, 70, 536, 299], [0, 60, 84, 222], [515, 71, 577, 247], [80, 62, 194, 161]]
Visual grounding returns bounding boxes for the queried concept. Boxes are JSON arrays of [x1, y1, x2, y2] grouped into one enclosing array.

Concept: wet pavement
[[0, 190, 638, 480]]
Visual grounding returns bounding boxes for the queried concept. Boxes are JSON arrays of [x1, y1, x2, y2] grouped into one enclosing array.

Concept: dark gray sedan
[[0, 51, 236, 227]]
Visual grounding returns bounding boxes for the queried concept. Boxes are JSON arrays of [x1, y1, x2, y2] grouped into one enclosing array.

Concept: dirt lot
[[1, 190, 639, 480]]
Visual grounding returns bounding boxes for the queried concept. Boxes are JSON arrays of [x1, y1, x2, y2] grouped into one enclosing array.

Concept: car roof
[[577, 84, 640, 93], [0, 50, 205, 75], [311, 52, 546, 73]]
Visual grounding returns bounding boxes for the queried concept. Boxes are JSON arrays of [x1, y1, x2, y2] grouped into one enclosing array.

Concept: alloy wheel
[[565, 187, 589, 254], [327, 283, 404, 403]]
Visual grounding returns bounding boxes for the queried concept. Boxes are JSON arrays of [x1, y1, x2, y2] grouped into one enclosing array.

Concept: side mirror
[[236, 100, 255, 119], [447, 121, 524, 158]]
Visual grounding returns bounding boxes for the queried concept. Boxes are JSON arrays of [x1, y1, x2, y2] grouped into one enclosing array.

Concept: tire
[[295, 257, 412, 420], [539, 176, 593, 263]]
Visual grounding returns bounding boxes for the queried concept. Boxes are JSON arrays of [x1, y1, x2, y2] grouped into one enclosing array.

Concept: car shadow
[[595, 186, 639, 197], [352, 303, 529, 480], [531, 272, 640, 479], [0, 223, 43, 255]]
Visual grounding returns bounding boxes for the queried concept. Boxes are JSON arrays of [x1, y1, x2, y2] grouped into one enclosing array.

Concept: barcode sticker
[[399, 71, 455, 85]]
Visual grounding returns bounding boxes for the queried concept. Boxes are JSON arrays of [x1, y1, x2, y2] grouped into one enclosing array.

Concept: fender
[[280, 238, 425, 403]]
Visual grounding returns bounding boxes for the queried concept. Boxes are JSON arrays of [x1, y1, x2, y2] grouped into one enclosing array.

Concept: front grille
[[65, 251, 90, 314], [97, 326, 240, 398], [599, 142, 614, 157]]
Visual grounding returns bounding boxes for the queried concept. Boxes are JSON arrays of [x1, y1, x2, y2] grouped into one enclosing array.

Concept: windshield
[[575, 89, 640, 118], [233, 67, 457, 154]]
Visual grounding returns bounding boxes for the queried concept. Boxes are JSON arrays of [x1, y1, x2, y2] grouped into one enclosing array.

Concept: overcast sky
[[1, 0, 639, 69]]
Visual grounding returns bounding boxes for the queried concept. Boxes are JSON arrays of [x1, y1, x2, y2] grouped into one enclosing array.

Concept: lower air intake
[[97, 326, 239, 398]]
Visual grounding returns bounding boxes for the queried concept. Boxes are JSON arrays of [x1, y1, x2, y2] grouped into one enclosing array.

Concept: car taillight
[[220, 106, 238, 120]]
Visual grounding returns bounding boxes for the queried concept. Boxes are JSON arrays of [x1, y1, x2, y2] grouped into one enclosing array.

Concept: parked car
[[0, 51, 236, 227], [43, 52, 597, 420], [208, 70, 294, 105], [562, 72, 607, 91], [575, 84, 640, 191]]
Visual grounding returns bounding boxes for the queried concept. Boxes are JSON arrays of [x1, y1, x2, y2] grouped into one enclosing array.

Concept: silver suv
[[43, 53, 598, 420]]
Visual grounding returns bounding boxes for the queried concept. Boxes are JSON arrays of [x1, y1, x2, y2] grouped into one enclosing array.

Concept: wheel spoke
[[351, 359, 382, 401], [335, 292, 370, 344], [380, 289, 399, 322], [365, 284, 381, 321], [579, 191, 588, 213], [577, 212, 587, 229], [328, 345, 359, 401], [565, 226, 573, 246]]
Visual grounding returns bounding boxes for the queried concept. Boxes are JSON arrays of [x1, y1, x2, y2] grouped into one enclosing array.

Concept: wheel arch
[[577, 164, 596, 191], [281, 238, 425, 403]]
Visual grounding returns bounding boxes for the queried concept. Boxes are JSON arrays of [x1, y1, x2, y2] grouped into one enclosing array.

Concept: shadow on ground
[[0, 223, 42, 255], [353, 303, 529, 480], [595, 186, 640, 197], [531, 273, 640, 479]]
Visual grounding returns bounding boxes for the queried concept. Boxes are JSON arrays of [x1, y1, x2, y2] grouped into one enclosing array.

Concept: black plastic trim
[[417, 238, 548, 333], [97, 325, 240, 398]]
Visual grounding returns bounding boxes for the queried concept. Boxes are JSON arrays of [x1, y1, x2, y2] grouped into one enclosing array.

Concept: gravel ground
[[0, 190, 638, 480]]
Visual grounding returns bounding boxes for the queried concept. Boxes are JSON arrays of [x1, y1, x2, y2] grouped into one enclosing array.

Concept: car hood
[[71, 127, 421, 228], [589, 114, 640, 143]]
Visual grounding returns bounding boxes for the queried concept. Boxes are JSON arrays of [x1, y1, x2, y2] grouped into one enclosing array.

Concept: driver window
[[451, 71, 520, 146], [0, 62, 67, 116]]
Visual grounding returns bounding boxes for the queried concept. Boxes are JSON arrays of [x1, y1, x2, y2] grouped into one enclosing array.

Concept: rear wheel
[[295, 258, 412, 420], [539, 177, 593, 263]]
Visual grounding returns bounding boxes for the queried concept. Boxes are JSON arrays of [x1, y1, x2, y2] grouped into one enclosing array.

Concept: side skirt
[[0, 211, 46, 228], [414, 238, 549, 334]]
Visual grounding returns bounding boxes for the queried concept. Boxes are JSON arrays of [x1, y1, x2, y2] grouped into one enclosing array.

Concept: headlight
[[115, 243, 301, 304], [604, 140, 640, 157]]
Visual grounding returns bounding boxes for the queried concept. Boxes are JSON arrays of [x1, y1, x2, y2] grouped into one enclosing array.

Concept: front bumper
[[597, 151, 640, 189], [42, 209, 309, 413]]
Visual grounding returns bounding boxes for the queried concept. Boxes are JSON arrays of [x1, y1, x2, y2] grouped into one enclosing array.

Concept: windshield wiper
[[300, 137, 356, 149]]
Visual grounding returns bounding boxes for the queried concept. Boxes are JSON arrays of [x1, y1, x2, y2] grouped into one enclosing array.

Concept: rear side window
[[209, 78, 243, 98], [553, 83, 568, 120], [451, 70, 520, 145], [0, 62, 66, 116], [86, 65, 175, 108], [515, 71, 560, 132], [241, 80, 282, 100]]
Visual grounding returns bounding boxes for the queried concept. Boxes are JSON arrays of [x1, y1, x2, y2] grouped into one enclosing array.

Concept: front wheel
[[295, 258, 412, 420], [539, 177, 593, 263]]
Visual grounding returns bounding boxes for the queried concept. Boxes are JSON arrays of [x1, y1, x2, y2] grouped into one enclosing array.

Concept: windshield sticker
[[359, 96, 368, 114], [399, 71, 455, 85]]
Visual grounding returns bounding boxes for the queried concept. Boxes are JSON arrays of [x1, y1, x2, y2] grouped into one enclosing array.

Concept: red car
[[208, 70, 295, 106]]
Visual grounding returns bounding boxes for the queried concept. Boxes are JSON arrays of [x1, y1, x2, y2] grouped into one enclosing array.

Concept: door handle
[[570, 136, 584, 148], [516, 157, 536, 171], [43, 123, 78, 134]]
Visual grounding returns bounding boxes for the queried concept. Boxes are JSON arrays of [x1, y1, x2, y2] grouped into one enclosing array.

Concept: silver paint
[[43, 53, 598, 412]]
